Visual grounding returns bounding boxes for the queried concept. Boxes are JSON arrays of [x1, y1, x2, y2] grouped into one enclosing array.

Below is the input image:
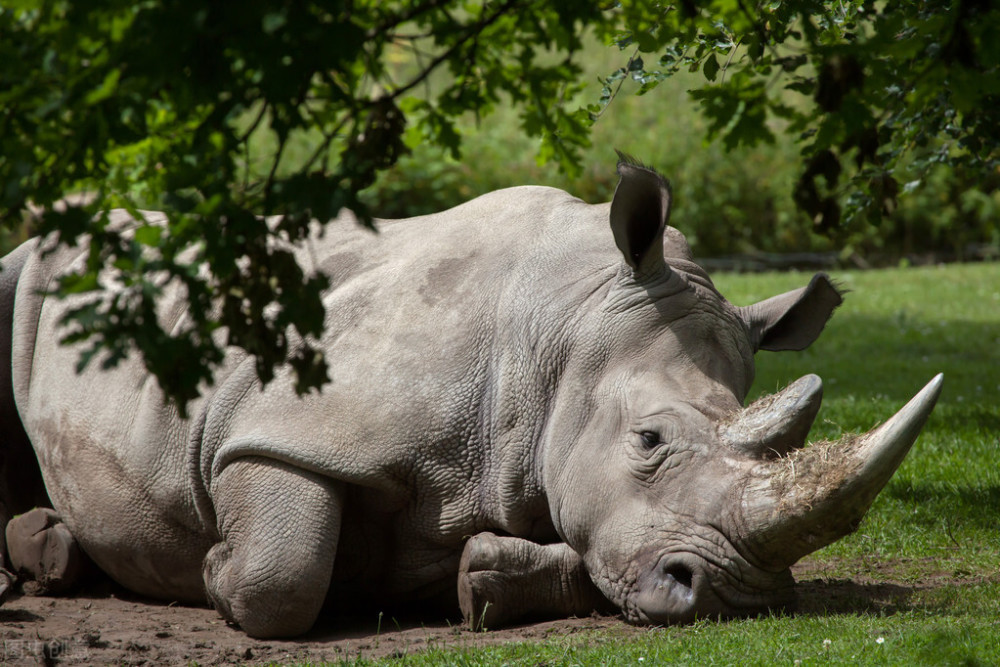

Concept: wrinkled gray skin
[[0, 159, 942, 638]]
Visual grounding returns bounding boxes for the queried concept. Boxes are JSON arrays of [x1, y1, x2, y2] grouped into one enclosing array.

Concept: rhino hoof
[[5, 508, 83, 595], [458, 533, 514, 630]]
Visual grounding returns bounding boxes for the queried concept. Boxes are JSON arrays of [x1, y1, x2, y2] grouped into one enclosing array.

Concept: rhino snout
[[629, 554, 716, 624], [628, 552, 790, 625]]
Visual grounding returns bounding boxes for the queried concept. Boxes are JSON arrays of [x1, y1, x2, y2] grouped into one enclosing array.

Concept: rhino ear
[[739, 273, 844, 351], [610, 152, 672, 277]]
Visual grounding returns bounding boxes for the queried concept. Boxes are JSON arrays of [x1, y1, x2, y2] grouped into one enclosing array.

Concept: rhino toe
[[460, 532, 504, 572], [5, 507, 83, 595]]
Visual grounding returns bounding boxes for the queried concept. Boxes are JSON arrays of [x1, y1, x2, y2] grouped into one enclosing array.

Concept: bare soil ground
[[0, 561, 972, 666]]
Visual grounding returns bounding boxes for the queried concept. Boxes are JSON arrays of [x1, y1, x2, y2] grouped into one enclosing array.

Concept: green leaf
[[703, 53, 720, 82], [261, 11, 287, 34], [84, 68, 121, 105], [133, 225, 162, 247]]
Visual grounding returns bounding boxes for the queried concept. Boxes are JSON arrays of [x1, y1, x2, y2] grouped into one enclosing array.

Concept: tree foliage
[[1, 1, 997, 408], [599, 0, 1000, 234], [0, 0, 600, 408]]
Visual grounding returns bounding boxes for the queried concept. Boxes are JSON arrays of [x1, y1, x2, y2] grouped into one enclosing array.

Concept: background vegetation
[[359, 45, 1000, 265]]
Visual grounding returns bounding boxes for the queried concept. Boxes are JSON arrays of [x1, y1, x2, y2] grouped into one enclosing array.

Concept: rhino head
[[538, 158, 942, 624]]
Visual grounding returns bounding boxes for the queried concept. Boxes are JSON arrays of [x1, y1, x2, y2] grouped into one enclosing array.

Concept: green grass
[[283, 598, 1000, 666], [294, 263, 999, 666], [336, 605, 1000, 666]]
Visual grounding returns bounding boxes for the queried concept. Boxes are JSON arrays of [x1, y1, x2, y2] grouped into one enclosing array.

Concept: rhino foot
[[458, 532, 612, 631], [5, 507, 83, 595], [458, 533, 518, 630]]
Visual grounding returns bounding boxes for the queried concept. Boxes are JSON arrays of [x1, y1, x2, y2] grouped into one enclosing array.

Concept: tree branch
[[238, 101, 270, 143], [591, 46, 639, 123], [365, 0, 453, 40], [388, 0, 524, 101]]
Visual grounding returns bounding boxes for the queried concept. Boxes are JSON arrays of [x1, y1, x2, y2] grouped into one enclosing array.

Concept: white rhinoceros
[[0, 157, 941, 638]]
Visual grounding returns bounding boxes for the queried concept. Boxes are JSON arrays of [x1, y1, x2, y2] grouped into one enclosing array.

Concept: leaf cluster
[[0, 0, 603, 408], [603, 0, 1000, 236], [2, 1, 999, 408]]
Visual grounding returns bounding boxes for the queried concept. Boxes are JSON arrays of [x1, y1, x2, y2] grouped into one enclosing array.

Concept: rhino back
[[199, 187, 622, 592]]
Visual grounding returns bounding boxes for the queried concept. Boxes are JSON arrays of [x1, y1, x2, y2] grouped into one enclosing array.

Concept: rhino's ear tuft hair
[[610, 151, 672, 278], [740, 273, 844, 352]]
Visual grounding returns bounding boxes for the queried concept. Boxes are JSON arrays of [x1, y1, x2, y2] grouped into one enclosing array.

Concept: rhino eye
[[639, 431, 661, 449]]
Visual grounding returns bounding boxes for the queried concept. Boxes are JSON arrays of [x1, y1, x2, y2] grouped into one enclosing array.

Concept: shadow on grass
[[794, 578, 916, 616], [884, 483, 1000, 533]]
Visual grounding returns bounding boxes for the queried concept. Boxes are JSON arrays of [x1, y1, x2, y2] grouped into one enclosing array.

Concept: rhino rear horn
[[739, 374, 943, 568], [610, 152, 671, 278], [720, 374, 824, 458]]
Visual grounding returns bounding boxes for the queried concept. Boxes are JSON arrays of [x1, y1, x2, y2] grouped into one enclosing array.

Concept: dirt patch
[[0, 584, 633, 666], [0, 562, 990, 666]]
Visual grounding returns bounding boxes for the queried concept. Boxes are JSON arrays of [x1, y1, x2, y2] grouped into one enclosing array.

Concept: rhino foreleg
[[203, 456, 344, 639], [458, 533, 612, 630]]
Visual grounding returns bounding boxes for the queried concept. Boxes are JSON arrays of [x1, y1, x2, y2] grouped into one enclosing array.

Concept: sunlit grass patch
[[312, 604, 1000, 665]]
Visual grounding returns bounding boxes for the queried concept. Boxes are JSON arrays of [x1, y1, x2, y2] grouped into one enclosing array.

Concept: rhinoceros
[[0, 156, 941, 638]]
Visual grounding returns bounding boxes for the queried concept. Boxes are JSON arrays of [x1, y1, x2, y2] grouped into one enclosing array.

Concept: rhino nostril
[[633, 558, 702, 622], [663, 563, 694, 590]]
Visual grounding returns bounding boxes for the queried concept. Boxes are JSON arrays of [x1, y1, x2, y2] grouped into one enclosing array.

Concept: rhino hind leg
[[203, 456, 344, 639], [0, 242, 50, 519], [458, 533, 613, 630], [0, 242, 56, 605], [4, 507, 84, 596]]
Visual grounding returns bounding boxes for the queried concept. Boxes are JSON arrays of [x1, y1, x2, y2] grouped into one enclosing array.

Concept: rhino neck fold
[[477, 254, 630, 541], [476, 330, 567, 543]]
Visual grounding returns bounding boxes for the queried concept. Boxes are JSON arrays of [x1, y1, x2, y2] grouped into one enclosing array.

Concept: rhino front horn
[[739, 373, 944, 568]]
